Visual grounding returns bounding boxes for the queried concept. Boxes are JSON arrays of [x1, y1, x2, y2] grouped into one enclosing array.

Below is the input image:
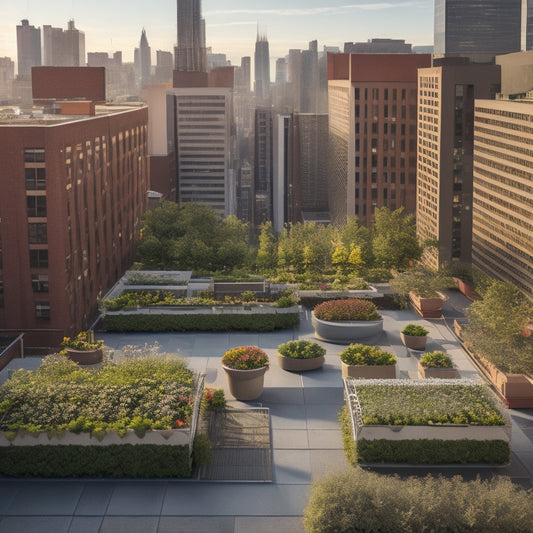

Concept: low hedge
[[300, 295, 401, 311], [304, 469, 532, 533], [103, 312, 300, 332], [0, 444, 191, 478]]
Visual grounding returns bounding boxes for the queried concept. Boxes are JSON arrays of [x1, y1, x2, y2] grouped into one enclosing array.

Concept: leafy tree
[[340, 216, 372, 265], [372, 207, 422, 270], [463, 280, 533, 374], [256, 222, 277, 272], [348, 245, 365, 273], [331, 242, 349, 275], [389, 266, 454, 298]]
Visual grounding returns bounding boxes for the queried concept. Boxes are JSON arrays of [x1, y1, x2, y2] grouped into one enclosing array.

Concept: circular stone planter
[[222, 365, 268, 400], [276, 353, 325, 372], [312, 312, 383, 343], [418, 362, 460, 379], [341, 361, 397, 379], [400, 333, 428, 350], [64, 347, 103, 365]]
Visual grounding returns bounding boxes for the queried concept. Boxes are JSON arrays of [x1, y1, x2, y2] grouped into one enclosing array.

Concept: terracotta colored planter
[[418, 362, 460, 379], [312, 312, 383, 343], [65, 347, 103, 365], [341, 361, 396, 379], [400, 332, 427, 350], [277, 353, 325, 372], [409, 292, 444, 319], [222, 365, 268, 400]]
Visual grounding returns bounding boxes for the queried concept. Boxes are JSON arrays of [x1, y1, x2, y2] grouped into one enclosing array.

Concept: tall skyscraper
[[328, 53, 431, 226], [253, 107, 273, 226], [135, 29, 151, 86], [16, 20, 41, 77], [42, 20, 85, 67], [416, 62, 501, 268], [254, 31, 270, 100], [434, 0, 521, 63], [175, 0, 207, 72]]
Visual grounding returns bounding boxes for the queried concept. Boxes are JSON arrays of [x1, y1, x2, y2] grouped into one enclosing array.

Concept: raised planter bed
[[312, 313, 383, 343], [342, 362, 396, 379], [400, 333, 427, 350], [409, 292, 445, 319], [418, 362, 460, 379]]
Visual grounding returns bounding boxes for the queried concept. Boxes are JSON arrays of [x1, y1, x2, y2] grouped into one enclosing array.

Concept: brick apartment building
[[0, 68, 149, 351]]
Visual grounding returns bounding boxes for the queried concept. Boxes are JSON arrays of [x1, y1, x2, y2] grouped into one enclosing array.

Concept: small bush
[[222, 346, 269, 370], [274, 295, 296, 308], [202, 388, 226, 413], [339, 344, 396, 366], [304, 469, 530, 533], [401, 324, 429, 336], [193, 433, 212, 467], [277, 340, 326, 360], [420, 350, 453, 368], [240, 290, 256, 302], [314, 299, 380, 321]]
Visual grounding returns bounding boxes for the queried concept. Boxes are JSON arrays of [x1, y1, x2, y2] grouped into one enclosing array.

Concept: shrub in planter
[[419, 350, 459, 379], [221, 346, 269, 400], [401, 324, 429, 337], [277, 340, 326, 371], [401, 324, 429, 350], [339, 344, 397, 379], [313, 299, 380, 322]]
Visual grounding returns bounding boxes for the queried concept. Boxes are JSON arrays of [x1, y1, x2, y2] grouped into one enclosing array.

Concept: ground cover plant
[[0, 354, 196, 437], [419, 350, 453, 368], [354, 381, 504, 426], [313, 299, 380, 321], [304, 469, 533, 533]]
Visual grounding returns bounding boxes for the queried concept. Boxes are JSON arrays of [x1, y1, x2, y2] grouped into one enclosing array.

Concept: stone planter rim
[[276, 352, 325, 372]]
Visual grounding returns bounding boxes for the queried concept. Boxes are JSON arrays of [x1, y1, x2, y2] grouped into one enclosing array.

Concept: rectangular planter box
[[418, 362, 460, 379], [341, 362, 396, 379], [409, 292, 444, 319]]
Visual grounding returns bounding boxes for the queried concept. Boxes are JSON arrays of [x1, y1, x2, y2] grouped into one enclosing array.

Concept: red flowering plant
[[313, 299, 381, 322], [221, 346, 269, 370]]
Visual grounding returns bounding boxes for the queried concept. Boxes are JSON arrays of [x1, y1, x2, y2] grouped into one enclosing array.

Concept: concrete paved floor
[[0, 295, 532, 532]]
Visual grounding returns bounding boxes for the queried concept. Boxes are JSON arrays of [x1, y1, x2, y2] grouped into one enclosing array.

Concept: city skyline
[[0, 0, 434, 70]]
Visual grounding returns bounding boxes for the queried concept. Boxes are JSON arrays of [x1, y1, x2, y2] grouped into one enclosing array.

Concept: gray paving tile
[[309, 449, 350, 480], [158, 516, 234, 533], [272, 450, 311, 484], [261, 387, 305, 405], [99, 516, 159, 533], [307, 429, 343, 449], [105, 483, 166, 516], [74, 482, 114, 515], [6, 482, 84, 515], [305, 403, 343, 430], [162, 484, 310, 516], [301, 365, 342, 388], [235, 516, 305, 533], [228, 333, 260, 346], [269, 404, 307, 430], [0, 516, 71, 533], [303, 387, 344, 405], [68, 516, 103, 533], [0, 483, 20, 513], [272, 429, 308, 449]]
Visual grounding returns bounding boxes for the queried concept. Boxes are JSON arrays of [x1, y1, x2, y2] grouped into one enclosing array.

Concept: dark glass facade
[[434, 0, 521, 62]]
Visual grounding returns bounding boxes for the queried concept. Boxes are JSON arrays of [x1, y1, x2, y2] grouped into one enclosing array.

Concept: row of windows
[[354, 88, 416, 101], [475, 107, 533, 124]]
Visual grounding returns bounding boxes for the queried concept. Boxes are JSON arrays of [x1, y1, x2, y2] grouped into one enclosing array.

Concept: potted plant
[[276, 340, 326, 371], [221, 346, 269, 400], [400, 324, 429, 350], [339, 343, 397, 379], [311, 299, 383, 343], [60, 331, 104, 364], [418, 351, 460, 379]]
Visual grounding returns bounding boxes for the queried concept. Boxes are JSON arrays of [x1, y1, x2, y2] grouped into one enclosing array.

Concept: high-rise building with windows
[[472, 98, 533, 299], [134, 29, 151, 86], [328, 53, 431, 226], [0, 68, 148, 350], [434, 0, 521, 63], [175, 0, 207, 73], [16, 19, 41, 77], [42, 20, 85, 67], [416, 62, 500, 269], [254, 31, 270, 100]]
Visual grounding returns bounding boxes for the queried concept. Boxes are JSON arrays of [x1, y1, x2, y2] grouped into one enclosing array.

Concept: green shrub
[[339, 406, 357, 466], [420, 350, 453, 368], [0, 445, 191, 478], [314, 299, 380, 321], [339, 344, 396, 366], [202, 388, 226, 414], [240, 290, 256, 302], [277, 340, 326, 359], [103, 311, 299, 332], [401, 324, 428, 336], [304, 469, 530, 533], [193, 433, 212, 467], [274, 295, 296, 308]]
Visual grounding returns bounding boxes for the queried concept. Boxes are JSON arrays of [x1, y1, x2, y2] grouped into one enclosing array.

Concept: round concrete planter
[[341, 361, 397, 379], [400, 333, 427, 351], [312, 312, 383, 343], [418, 362, 460, 379], [65, 347, 103, 365], [222, 365, 268, 400], [276, 353, 325, 372]]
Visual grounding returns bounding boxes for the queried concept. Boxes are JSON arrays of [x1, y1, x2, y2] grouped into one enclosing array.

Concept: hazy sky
[[0, 0, 434, 67]]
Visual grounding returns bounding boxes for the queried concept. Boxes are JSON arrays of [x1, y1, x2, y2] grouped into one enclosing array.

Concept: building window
[[25, 168, 46, 190], [32, 274, 49, 293], [35, 302, 50, 319], [29, 249, 48, 268], [27, 196, 47, 218], [28, 223, 47, 244], [24, 148, 45, 163]]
